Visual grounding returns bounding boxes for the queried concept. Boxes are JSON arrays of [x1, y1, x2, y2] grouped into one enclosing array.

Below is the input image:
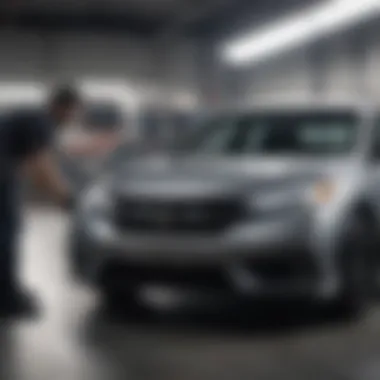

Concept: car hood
[[111, 155, 357, 198]]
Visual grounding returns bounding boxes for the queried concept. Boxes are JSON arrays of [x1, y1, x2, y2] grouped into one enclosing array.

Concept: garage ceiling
[[4, 0, 194, 17], [0, 0, 319, 36]]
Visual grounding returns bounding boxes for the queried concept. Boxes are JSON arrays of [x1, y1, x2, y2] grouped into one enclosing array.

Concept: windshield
[[183, 111, 359, 156]]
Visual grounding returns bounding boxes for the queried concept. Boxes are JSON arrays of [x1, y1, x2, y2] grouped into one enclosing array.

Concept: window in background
[[83, 102, 124, 132]]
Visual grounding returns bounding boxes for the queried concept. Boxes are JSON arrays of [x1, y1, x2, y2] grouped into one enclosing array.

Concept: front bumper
[[71, 212, 336, 300]]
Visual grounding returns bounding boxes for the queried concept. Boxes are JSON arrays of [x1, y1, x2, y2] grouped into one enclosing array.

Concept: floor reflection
[[2, 208, 380, 380]]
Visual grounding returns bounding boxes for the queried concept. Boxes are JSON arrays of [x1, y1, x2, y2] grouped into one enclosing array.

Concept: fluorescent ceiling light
[[221, 0, 380, 66]]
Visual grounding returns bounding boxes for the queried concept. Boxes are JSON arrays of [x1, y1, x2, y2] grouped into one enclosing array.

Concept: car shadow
[[79, 297, 359, 345]]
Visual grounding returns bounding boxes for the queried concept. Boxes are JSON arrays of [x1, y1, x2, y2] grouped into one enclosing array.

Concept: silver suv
[[70, 106, 380, 315]]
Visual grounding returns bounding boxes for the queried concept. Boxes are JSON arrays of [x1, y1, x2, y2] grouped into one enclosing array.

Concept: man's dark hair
[[49, 85, 81, 108]]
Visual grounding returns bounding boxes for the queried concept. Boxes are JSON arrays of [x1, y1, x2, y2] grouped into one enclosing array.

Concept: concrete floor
[[3, 208, 380, 380]]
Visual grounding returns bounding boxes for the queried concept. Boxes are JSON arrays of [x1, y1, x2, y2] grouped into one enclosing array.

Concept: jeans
[[0, 181, 20, 293], [0, 224, 18, 292]]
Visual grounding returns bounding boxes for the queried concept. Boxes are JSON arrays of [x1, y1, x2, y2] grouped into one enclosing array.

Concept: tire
[[334, 214, 378, 318]]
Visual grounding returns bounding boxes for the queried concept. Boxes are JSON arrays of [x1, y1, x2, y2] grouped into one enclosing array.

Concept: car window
[[194, 121, 237, 153], [84, 102, 123, 132], [183, 111, 359, 156]]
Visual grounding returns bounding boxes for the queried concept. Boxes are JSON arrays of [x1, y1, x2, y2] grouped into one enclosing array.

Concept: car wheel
[[335, 214, 378, 318]]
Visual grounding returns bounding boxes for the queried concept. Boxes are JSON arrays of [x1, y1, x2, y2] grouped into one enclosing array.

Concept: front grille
[[113, 197, 242, 233], [244, 252, 317, 282], [100, 261, 229, 291]]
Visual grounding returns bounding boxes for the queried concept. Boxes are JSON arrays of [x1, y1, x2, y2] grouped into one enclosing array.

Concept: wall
[[237, 49, 314, 105], [218, 24, 380, 107], [0, 31, 46, 81], [53, 33, 152, 82], [0, 31, 200, 110]]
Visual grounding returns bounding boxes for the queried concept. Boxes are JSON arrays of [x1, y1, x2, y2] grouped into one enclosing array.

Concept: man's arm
[[8, 111, 73, 209], [22, 149, 73, 208], [62, 131, 121, 157]]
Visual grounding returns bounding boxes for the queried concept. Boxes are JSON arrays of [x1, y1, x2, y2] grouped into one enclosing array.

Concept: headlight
[[310, 180, 338, 205], [253, 179, 339, 213]]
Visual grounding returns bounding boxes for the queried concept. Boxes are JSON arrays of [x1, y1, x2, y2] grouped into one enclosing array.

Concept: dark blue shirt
[[0, 109, 53, 230]]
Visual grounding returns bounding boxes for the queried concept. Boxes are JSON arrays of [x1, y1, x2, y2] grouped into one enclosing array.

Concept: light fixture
[[0, 82, 46, 106], [221, 0, 380, 66]]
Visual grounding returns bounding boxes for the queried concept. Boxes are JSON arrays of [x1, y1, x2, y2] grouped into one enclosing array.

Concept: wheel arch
[[352, 200, 378, 229]]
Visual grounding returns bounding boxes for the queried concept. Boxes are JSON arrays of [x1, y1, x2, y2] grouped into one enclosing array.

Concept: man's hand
[[22, 149, 72, 208], [63, 132, 121, 157]]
